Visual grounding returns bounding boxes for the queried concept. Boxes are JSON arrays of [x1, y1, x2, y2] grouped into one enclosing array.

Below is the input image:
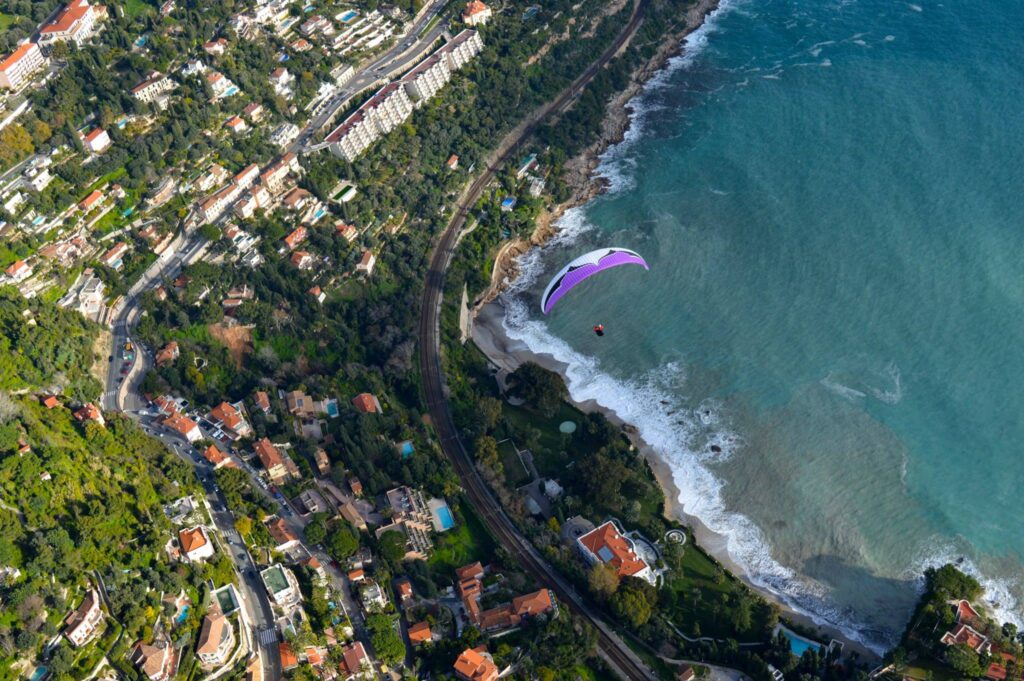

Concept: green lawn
[[122, 0, 152, 17], [498, 439, 530, 485], [0, 12, 17, 30], [428, 499, 496, 573]]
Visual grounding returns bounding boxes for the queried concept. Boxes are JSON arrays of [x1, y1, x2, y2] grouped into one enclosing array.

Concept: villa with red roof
[[179, 526, 215, 562], [577, 520, 655, 584], [952, 599, 981, 625], [351, 393, 382, 414], [209, 401, 252, 438], [461, 0, 492, 25], [5, 259, 32, 282], [940, 623, 992, 655], [454, 647, 499, 681], [82, 127, 110, 153], [161, 412, 202, 442]]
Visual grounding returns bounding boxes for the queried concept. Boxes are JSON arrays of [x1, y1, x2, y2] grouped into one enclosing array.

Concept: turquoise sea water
[[500, 0, 1024, 650]]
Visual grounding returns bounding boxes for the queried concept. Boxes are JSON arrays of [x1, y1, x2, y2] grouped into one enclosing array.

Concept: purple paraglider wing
[[540, 248, 649, 314]]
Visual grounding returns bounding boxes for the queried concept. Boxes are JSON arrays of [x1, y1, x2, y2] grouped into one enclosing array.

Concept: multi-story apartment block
[[0, 42, 47, 90], [438, 29, 484, 71], [401, 52, 451, 105], [326, 82, 413, 161], [196, 609, 235, 667]]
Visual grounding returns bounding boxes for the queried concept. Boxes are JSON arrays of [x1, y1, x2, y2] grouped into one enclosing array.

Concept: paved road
[[137, 417, 283, 681], [416, 0, 661, 679], [292, 0, 450, 152]]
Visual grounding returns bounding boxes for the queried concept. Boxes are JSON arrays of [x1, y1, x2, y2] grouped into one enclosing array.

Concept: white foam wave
[[821, 374, 868, 401], [909, 540, 1024, 632], [883, 35, 896, 42], [868, 362, 903, 405], [593, 0, 742, 193]]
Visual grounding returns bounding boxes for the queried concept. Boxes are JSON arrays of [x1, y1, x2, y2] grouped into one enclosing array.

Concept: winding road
[[417, 0, 661, 678]]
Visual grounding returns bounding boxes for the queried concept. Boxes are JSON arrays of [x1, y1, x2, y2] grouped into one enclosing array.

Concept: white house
[[179, 526, 215, 562]]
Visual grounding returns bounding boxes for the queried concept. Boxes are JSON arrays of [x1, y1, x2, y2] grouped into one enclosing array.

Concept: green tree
[[366, 613, 405, 666], [507, 362, 568, 416], [946, 644, 982, 679], [378, 528, 407, 563], [587, 562, 620, 602], [325, 521, 359, 561], [0, 124, 34, 169]]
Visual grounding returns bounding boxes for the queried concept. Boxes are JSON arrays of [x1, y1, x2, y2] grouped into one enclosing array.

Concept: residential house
[[4, 260, 32, 283], [339, 642, 371, 680], [179, 526, 215, 562], [266, 517, 300, 552], [254, 437, 292, 484], [269, 67, 294, 96], [254, 391, 271, 414], [375, 486, 434, 559], [196, 608, 235, 667], [453, 647, 499, 681], [283, 225, 308, 250], [314, 448, 330, 475], [290, 250, 314, 270], [941, 623, 992, 655], [129, 640, 178, 681], [209, 401, 252, 438], [0, 42, 47, 90], [461, 0, 491, 25], [39, 0, 106, 50], [446, 154, 459, 170], [309, 286, 326, 304], [202, 444, 231, 468], [243, 102, 264, 122], [203, 37, 228, 55], [351, 393, 382, 414], [282, 188, 311, 212], [63, 589, 103, 647], [82, 127, 111, 153], [300, 556, 327, 583], [25, 167, 54, 192], [234, 185, 271, 219], [131, 71, 174, 105], [155, 340, 179, 367], [161, 412, 202, 442], [41, 395, 60, 409], [279, 643, 299, 671], [57, 268, 105, 318], [206, 71, 239, 99], [355, 250, 375, 276], [335, 221, 358, 242], [408, 621, 431, 645], [73, 403, 104, 426], [99, 242, 129, 270], [78, 190, 104, 212], [395, 578, 413, 603], [225, 116, 247, 134], [577, 520, 655, 584], [359, 579, 388, 611]]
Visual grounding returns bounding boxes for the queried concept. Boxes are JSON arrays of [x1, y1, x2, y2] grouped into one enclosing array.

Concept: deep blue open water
[[500, 0, 1024, 651]]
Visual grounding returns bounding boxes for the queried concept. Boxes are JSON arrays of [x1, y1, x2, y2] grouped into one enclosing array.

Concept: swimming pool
[[29, 666, 47, 681], [782, 629, 823, 658], [338, 9, 358, 23], [174, 604, 190, 626], [435, 506, 455, 530], [325, 400, 339, 417], [400, 441, 414, 458]]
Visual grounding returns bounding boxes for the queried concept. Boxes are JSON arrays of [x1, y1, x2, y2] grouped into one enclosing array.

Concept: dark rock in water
[[660, 400, 670, 405], [623, 424, 638, 434], [710, 444, 722, 453]]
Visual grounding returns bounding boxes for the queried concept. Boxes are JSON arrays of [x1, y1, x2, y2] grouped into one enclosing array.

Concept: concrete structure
[[438, 29, 484, 71], [63, 588, 103, 647], [355, 250, 376, 276], [130, 640, 178, 681], [58, 268, 105, 318], [260, 564, 301, 607], [39, 0, 106, 50], [179, 526, 215, 562], [375, 486, 434, 559], [161, 412, 202, 442], [326, 82, 414, 161], [401, 52, 451, 104], [265, 516, 300, 552], [0, 42, 47, 90]]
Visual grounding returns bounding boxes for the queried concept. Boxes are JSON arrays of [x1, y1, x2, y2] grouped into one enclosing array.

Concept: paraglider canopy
[[540, 247, 649, 315]]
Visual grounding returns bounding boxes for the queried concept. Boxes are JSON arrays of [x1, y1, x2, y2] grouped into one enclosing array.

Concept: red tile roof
[[408, 621, 431, 643], [203, 445, 227, 466], [351, 393, 381, 414], [41, 395, 60, 408], [279, 643, 298, 670], [210, 401, 243, 430], [579, 521, 648, 578], [941, 623, 991, 654], [179, 526, 208, 554], [254, 437, 285, 471], [1, 43, 39, 72], [162, 412, 198, 438], [266, 517, 298, 547], [453, 647, 498, 681], [511, 588, 553, 616], [41, 0, 95, 35]]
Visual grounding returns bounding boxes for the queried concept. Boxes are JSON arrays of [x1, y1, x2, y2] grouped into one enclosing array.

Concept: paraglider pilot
[[593, 324, 605, 337]]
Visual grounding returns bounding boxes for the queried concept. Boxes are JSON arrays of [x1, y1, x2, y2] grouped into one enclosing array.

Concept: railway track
[[418, 0, 659, 677]]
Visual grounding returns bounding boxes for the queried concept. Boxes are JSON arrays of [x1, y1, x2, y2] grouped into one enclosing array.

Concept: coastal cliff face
[[473, 0, 721, 312]]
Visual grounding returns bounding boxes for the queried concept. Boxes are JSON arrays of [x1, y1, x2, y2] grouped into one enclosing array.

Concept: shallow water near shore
[[495, 0, 1024, 652]]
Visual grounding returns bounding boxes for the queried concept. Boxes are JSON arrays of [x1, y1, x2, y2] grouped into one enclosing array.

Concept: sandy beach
[[471, 303, 880, 661]]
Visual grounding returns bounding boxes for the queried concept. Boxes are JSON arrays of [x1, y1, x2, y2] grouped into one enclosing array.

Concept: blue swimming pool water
[[174, 604, 190, 626], [326, 401, 339, 417], [783, 629, 821, 658], [436, 506, 455, 530], [29, 666, 47, 681], [400, 441, 414, 458], [339, 10, 358, 22]]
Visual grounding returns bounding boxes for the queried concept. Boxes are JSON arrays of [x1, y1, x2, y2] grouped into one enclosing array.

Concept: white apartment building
[[233, 185, 271, 219], [0, 42, 47, 90], [39, 0, 106, 50], [196, 610, 235, 667], [25, 167, 54, 192], [131, 71, 175, 103], [259, 152, 300, 194], [326, 82, 413, 161], [269, 122, 300, 148], [401, 52, 451, 105], [260, 564, 302, 608], [439, 29, 484, 71]]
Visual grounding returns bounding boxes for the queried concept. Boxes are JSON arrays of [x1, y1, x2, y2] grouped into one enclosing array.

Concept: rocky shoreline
[[465, 0, 885, 661], [473, 0, 722, 311]]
